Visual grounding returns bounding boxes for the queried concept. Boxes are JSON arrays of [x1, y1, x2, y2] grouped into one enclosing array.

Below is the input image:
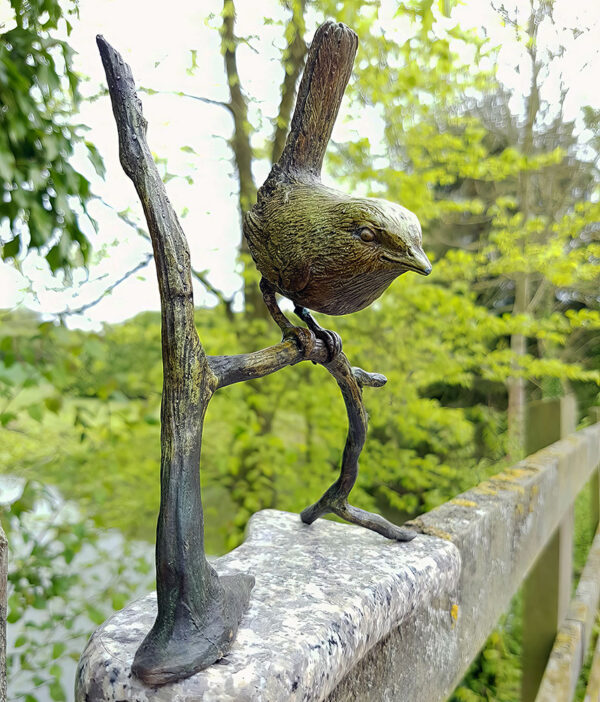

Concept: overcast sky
[[1, 0, 598, 329]]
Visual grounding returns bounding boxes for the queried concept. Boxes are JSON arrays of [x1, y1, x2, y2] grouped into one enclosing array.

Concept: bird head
[[338, 196, 432, 276]]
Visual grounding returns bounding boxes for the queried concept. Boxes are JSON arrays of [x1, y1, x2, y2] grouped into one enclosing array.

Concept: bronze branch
[[97, 18, 416, 688]]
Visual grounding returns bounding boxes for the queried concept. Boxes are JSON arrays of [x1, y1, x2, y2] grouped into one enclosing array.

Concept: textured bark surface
[[210, 338, 328, 388]]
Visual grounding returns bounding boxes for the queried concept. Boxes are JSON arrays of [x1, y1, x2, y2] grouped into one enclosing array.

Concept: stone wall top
[[77, 424, 600, 702], [76, 511, 459, 701]]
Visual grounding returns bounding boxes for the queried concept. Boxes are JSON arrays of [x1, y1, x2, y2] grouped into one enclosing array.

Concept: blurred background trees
[[0, 0, 103, 272], [0, 0, 598, 699]]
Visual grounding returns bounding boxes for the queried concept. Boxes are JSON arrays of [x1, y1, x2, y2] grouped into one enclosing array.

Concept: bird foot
[[315, 328, 342, 363], [283, 325, 317, 358], [293, 306, 342, 362]]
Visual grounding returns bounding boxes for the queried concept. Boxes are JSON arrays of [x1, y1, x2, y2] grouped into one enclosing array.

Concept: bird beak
[[380, 245, 432, 275], [408, 247, 432, 276]]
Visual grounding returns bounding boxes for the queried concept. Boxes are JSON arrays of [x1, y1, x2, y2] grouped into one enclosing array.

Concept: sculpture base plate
[[131, 573, 254, 685]]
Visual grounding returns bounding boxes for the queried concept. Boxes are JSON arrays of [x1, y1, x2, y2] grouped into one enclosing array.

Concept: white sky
[[0, 0, 598, 330]]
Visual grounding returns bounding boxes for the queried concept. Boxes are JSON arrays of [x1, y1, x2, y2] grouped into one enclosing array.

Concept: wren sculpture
[[246, 184, 431, 358], [247, 186, 431, 317], [245, 22, 431, 360], [94, 18, 430, 688]]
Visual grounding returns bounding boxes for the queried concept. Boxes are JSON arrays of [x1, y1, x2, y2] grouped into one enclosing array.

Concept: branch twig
[[209, 338, 327, 388], [191, 267, 235, 319], [139, 86, 234, 114], [60, 253, 153, 318]]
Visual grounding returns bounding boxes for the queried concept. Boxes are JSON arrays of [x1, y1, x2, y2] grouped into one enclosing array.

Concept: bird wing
[[278, 259, 311, 294]]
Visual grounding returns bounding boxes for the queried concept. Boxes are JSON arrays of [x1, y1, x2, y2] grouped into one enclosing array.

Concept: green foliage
[[2, 478, 153, 701], [0, 309, 163, 540], [0, 0, 598, 697], [0, 0, 103, 271], [574, 613, 599, 702], [451, 606, 523, 702]]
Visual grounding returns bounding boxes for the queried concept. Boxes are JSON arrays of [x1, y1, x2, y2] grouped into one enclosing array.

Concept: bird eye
[[359, 227, 375, 242]]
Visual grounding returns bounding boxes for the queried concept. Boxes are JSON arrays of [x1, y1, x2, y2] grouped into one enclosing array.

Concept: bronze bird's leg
[[259, 278, 317, 355], [260, 279, 413, 540], [300, 353, 417, 542], [294, 306, 342, 362]]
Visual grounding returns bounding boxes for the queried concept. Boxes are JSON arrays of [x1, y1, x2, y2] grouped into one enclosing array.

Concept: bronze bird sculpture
[[244, 180, 431, 357], [243, 23, 431, 357], [92, 21, 430, 691]]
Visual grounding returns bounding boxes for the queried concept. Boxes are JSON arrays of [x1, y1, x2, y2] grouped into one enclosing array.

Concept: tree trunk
[[507, 2, 542, 455], [508, 273, 529, 454]]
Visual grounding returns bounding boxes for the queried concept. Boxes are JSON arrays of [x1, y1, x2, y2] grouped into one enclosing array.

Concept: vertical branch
[[508, 1, 543, 455], [220, 0, 266, 318], [97, 36, 253, 686], [221, 0, 256, 216]]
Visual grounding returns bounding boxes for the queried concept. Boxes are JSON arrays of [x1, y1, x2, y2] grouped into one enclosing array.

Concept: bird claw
[[283, 326, 317, 358], [316, 328, 342, 363], [282, 326, 341, 363], [292, 306, 342, 363]]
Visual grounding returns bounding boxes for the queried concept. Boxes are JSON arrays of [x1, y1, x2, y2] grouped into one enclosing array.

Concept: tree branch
[[60, 252, 153, 318], [210, 339, 410, 540], [220, 0, 266, 316], [95, 195, 236, 316], [191, 267, 235, 319], [221, 0, 256, 215], [210, 339, 387, 396], [527, 276, 550, 313], [271, 0, 308, 164], [139, 86, 234, 114], [300, 353, 416, 541], [209, 338, 328, 388], [97, 38, 194, 308]]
